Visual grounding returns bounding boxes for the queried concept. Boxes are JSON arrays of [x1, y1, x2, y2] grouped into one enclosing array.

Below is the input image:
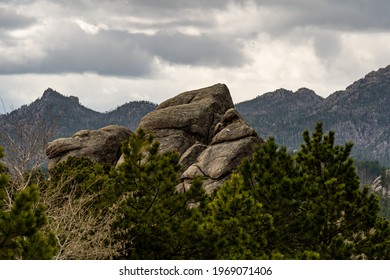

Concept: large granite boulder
[[138, 83, 235, 155], [137, 84, 264, 192], [46, 125, 132, 170]]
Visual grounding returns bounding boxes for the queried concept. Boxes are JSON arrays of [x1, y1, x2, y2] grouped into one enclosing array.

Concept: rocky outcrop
[[137, 84, 264, 193], [138, 83, 235, 155], [46, 84, 263, 192], [46, 125, 132, 170]]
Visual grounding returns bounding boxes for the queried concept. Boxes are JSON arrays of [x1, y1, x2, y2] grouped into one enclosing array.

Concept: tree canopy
[[206, 123, 390, 259], [109, 129, 206, 259], [1, 123, 389, 259]]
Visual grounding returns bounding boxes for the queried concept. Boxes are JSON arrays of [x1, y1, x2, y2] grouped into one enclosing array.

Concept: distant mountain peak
[[69, 96, 79, 104], [273, 88, 292, 95], [41, 88, 79, 104], [295, 87, 317, 95], [365, 65, 390, 78], [263, 87, 319, 97], [1, 88, 156, 139], [42, 88, 62, 98], [346, 65, 390, 91], [260, 87, 322, 103], [237, 64, 390, 165]]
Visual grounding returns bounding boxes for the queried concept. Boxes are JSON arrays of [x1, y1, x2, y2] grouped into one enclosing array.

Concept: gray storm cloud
[[138, 31, 248, 67], [1, 0, 390, 75]]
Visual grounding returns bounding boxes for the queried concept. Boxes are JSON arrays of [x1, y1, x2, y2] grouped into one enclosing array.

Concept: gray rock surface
[[46, 84, 264, 192], [46, 125, 132, 170], [138, 83, 235, 155], [137, 84, 264, 192]]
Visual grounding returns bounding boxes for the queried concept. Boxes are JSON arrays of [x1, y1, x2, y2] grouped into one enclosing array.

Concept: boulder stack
[[46, 84, 264, 192], [137, 84, 263, 192]]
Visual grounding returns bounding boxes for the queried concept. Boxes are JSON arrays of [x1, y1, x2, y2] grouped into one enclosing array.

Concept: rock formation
[[46, 125, 132, 170], [46, 84, 263, 192], [138, 83, 235, 155], [137, 84, 263, 193]]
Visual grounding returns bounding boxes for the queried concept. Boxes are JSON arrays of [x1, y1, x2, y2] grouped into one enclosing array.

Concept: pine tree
[[0, 146, 58, 259], [294, 123, 390, 259], [0, 147, 9, 211], [201, 173, 274, 259], [110, 129, 206, 259], [379, 193, 390, 220], [215, 123, 390, 259], [237, 137, 319, 258]]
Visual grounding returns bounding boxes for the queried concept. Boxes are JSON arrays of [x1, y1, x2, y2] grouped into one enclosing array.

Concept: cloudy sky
[[1, 0, 390, 113]]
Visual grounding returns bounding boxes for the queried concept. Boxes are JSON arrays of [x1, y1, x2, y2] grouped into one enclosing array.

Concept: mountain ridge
[[0, 88, 156, 139], [237, 65, 390, 165], [1, 65, 389, 165]]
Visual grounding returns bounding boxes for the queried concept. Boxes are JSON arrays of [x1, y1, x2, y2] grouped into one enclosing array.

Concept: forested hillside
[[236, 88, 323, 147], [0, 88, 156, 139], [1, 66, 390, 165], [237, 65, 390, 165]]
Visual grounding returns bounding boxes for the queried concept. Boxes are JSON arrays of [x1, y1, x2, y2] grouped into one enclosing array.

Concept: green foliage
[[110, 129, 206, 259], [354, 161, 390, 220], [239, 137, 306, 257], [0, 147, 9, 210], [5, 122, 387, 260], [201, 173, 274, 259], [207, 123, 390, 259], [378, 194, 390, 219], [41, 156, 117, 259], [377, 170, 390, 220], [355, 160, 384, 185], [382, 169, 390, 186], [0, 146, 58, 259], [46, 157, 111, 210], [294, 123, 389, 259], [204, 137, 320, 259], [49, 157, 109, 193]]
